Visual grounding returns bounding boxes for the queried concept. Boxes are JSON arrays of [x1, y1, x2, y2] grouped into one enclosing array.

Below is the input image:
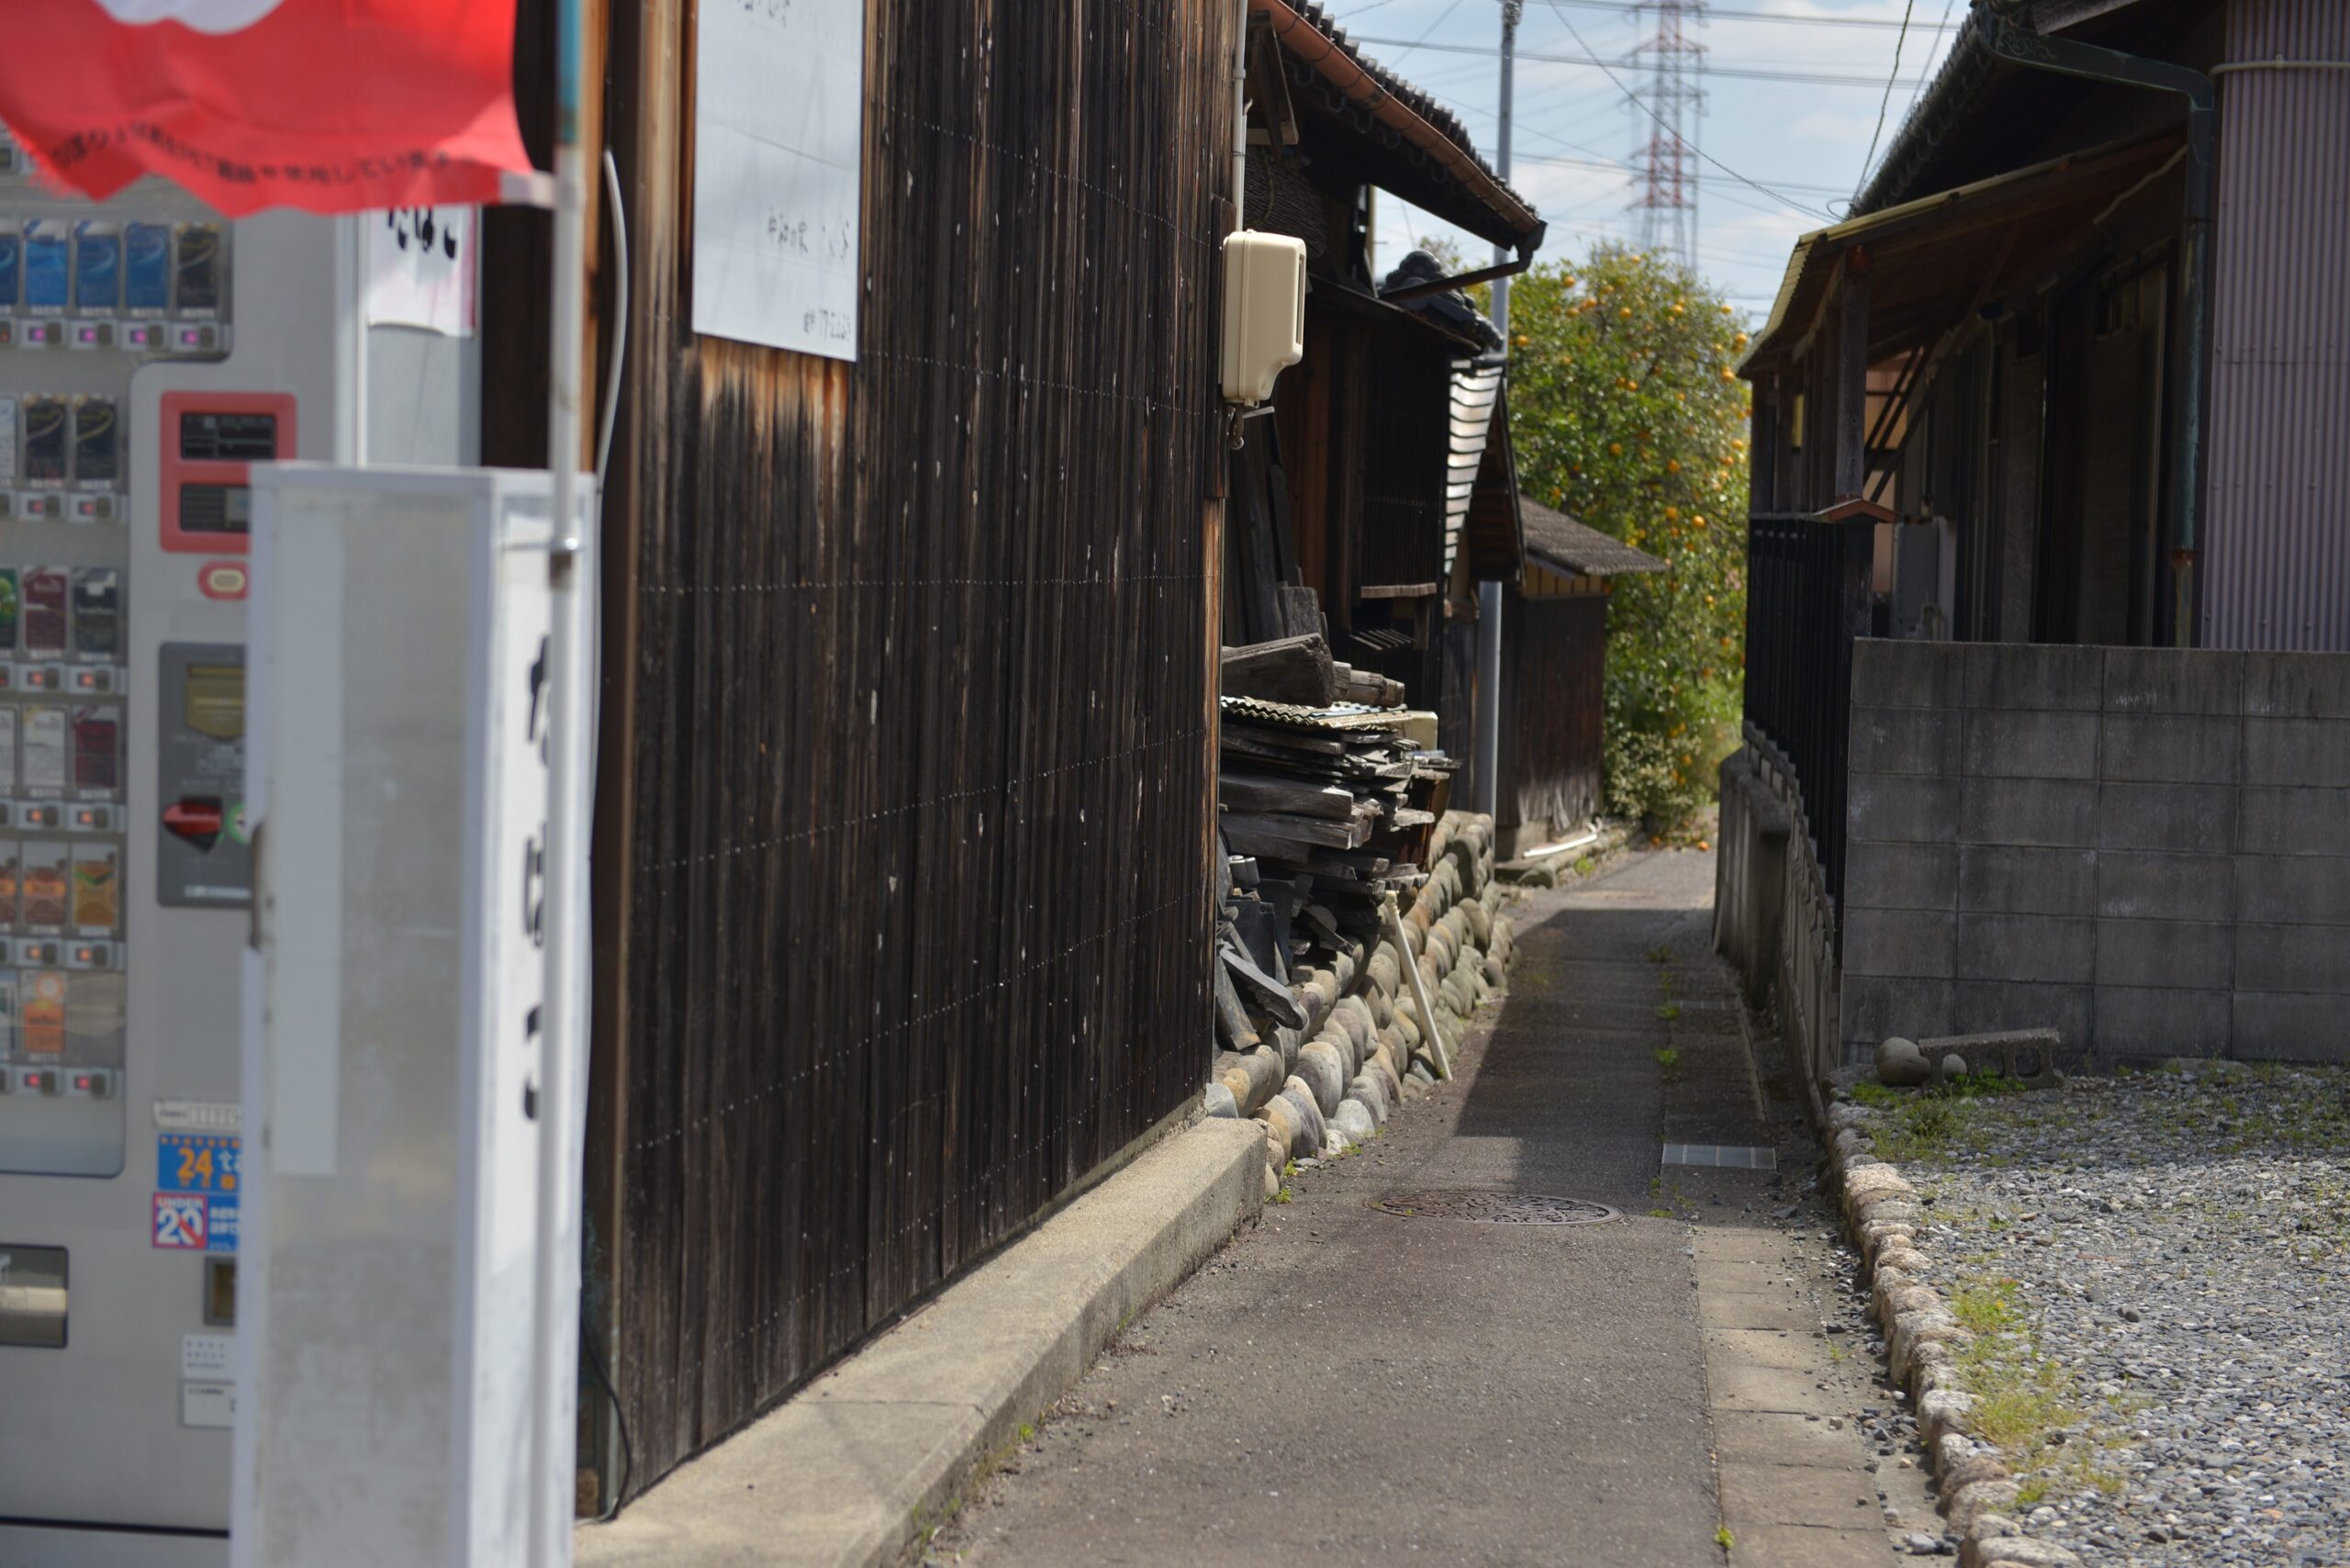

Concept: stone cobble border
[[1824, 1102, 2082, 1568]]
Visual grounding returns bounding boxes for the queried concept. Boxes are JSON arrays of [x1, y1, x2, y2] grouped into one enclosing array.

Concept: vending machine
[[0, 129, 476, 1562]]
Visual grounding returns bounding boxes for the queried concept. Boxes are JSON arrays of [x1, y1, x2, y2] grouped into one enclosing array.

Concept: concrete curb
[[575, 1115, 1266, 1568], [1822, 1105, 2081, 1568]]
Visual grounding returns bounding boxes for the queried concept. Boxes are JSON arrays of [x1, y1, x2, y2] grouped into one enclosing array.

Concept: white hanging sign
[[690, 0, 864, 359], [366, 205, 477, 337]]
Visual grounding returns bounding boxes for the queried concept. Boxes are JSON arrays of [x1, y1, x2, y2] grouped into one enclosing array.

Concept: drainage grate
[[1372, 1191, 1620, 1225], [1661, 1143, 1777, 1170]]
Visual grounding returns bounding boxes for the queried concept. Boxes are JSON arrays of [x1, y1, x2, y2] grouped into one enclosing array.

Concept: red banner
[[0, 0, 532, 216]]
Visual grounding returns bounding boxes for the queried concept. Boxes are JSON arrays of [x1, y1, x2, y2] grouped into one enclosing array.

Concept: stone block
[[1846, 840, 1956, 912], [2094, 918, 2232, 990], [1856, 636, 1964, 709], [2240, 785, 2350, 857], [1846, 908, 1955, 979], [2095, 781, 2235, 854], [1961, 709, 2101, 779], [1964, 643, 2104, 711], [2234, 854, 2350, 925], [2232, 991, 2350, 1063], [2099, 712, 2241, 785], [2103, 646, 2244, 714], [1959, 777, 2098, 848], [2243, 650, 2350, 720], [2244, 717, 2350, 789], [1956, 913, 2095, 985], [1951, 980, 2093, 1047], [2094, 985, 2231, 1058], [1848, 772, 1960, 845], [1850, 704, 1963, 775], [1957, 845, 2097, 916], [1842, 975, 1954, 1048], [2234, 924, 2350, 995], [2097, 849, 2234, 923]]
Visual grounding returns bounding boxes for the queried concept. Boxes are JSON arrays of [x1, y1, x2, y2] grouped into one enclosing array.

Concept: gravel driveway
[[1847, 1062, 2350, 1567]]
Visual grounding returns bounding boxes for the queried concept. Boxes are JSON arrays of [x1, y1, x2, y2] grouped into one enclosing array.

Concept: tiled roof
[[1520, 500, 1668, 578], [1269, 0, 1541, 245]]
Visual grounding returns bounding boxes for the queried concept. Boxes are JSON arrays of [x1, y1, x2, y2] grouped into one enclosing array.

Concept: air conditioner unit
[[1221, 230, 1306, 406]]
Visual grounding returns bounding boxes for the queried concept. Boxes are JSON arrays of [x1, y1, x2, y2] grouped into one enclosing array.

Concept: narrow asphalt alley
[[929, 848, 1915, 1567]]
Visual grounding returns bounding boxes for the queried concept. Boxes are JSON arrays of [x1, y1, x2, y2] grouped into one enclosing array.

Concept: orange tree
[[1505, 243, 1750, 829]]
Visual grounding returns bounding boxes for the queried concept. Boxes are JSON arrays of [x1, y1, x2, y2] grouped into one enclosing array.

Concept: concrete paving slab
[[575, 1115, 1265, 1568], [1718, 1460, 1880, 1528], [1733, 1521, 1908, 1568], [1700, 1289, 1822, 1333], [1712, 1359, 1834, 1414], [1705, 1326, 1819, 1370], [1714, 1409, 1878, 1469]]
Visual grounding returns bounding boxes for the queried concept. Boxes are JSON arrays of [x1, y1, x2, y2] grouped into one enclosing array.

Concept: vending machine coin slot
[[159, 392, 293, 554]]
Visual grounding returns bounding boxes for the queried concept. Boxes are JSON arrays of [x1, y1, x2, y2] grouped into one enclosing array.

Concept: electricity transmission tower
[[1628, 0, 1705, 270]]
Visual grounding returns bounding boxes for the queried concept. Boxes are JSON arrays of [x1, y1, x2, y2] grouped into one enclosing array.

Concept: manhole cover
[[1372, 1191, 1620, 1225]]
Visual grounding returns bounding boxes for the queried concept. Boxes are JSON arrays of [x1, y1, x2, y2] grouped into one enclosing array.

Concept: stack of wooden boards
[[1216, 633, 1448, 900], [1209, 633, 1457, 1070]]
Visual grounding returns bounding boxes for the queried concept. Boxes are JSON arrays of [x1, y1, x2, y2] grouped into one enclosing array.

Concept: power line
[[1628, 0, 1706, 269], [1348, 33, 1923, 87], [1540, 0, 1956, 30], [1535, 0, 1833, 218], [1516, 149, 1849, 196], [1854, 0, 1918, 198], [1335, 0, 1958, 30]]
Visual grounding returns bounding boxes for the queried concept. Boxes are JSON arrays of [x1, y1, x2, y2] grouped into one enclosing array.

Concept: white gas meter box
[[1221, 230, 1306, 405]]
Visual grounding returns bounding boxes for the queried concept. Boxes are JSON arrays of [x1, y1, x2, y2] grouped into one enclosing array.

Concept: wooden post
[[1835, 248, 1871, 500], [1384, 890, 1453, 1081]]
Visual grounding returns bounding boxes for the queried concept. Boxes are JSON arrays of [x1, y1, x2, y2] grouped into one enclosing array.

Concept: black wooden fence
[[585, 0, 1234, 1498], [1742, 513, 1870, 913]]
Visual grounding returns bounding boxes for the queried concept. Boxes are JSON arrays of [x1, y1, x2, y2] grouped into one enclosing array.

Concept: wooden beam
[[1835, 247, 1872, 499]]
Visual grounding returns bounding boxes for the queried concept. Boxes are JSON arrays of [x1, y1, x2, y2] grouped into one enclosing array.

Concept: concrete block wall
[[1841, 641, 2350, 1064]]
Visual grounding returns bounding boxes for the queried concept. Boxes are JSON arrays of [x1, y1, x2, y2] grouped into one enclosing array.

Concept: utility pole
[[1472, 0, 1523, 815]]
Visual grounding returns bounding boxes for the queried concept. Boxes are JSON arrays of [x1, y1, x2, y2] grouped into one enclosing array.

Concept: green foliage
[[1505, 244, 1751, 829]]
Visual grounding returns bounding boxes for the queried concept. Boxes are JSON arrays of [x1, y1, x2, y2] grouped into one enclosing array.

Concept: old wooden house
[[1229, 0, 1546, 732], [480, 0, 1239, 1506], [1496, 501, 1665, 857], [1718, 0, 2350, 1092]]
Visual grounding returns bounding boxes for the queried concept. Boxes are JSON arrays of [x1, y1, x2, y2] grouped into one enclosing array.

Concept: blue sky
[[1329, 0, 1965, 318]]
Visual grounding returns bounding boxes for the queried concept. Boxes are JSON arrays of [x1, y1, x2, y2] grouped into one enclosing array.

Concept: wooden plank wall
[[1499, 595, 1607, 836], [593, 0, 1232, 1495]]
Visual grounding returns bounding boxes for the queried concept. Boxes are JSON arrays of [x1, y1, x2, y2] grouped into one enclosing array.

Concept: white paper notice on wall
[[366, 206, 477, 337], [691, 0, 864, 360]]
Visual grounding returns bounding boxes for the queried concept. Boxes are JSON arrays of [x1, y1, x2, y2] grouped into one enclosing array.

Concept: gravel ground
[[1850, 1062, 2350, 1568]]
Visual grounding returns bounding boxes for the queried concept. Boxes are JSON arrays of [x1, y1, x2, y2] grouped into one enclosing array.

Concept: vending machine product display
[[0, 124, 471, 1559]]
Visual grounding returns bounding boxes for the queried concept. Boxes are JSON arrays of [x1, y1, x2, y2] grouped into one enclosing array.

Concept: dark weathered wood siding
[[589, 0, 1233, 1495], [1498, 594, 1606, 836]]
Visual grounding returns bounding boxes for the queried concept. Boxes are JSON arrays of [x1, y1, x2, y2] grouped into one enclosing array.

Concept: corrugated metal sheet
[[2203, 0, 2350, 650], [1441, 360, 1504, 573]]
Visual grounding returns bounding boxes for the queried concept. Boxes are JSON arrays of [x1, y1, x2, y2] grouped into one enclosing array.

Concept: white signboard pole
[[690, 0, 865, 358]]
